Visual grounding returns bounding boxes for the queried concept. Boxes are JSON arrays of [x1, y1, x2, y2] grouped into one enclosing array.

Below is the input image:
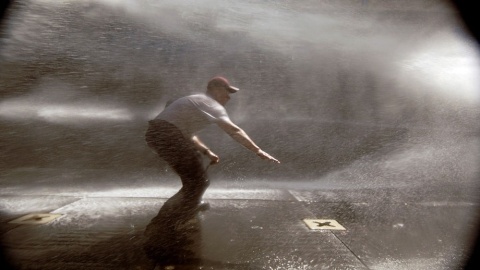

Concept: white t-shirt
[[155, 94, 230, 138]]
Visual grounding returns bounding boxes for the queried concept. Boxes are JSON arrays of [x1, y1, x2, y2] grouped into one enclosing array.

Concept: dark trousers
[[145, 120, 209, 208]]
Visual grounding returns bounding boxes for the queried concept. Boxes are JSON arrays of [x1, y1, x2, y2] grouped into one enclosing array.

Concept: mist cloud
[[80, 0, 478, 103], [5, 0, 478, 127], [0, 79, 134, 124]]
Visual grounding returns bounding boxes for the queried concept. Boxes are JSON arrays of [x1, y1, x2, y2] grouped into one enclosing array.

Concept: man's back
[[154, 94, 230, 138]]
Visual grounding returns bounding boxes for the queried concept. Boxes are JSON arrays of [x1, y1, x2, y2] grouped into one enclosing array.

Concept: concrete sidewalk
[[1, 186, 478, 270]]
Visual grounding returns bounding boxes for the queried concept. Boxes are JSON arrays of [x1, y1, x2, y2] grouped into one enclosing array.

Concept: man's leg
[[146, 121, 210, 209], [165, 144, 210, 209]]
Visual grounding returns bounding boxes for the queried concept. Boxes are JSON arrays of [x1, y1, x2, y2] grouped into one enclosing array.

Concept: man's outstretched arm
[[216, 119, 280, 163]]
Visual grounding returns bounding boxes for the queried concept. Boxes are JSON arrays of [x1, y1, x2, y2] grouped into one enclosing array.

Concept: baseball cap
[[207, 76, 239, 93]]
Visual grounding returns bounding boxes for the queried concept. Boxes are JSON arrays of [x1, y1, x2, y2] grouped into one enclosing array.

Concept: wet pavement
[[1, 169, 479, 270]]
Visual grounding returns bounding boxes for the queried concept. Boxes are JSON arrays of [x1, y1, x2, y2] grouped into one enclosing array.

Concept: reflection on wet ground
[[143, 193, 203, 266], [143, 194, 255, 269]]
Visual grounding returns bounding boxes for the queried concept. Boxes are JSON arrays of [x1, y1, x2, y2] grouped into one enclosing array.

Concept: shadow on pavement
[[143, 194, 254, 269]]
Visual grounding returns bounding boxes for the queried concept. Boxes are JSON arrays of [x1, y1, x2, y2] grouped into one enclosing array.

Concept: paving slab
[[0, 195, 81, 217], [2, 197, 164, 269], [195, 200, 367, 269], [1, 196, 371, 270], [0, 195, 81, 234], [303, 201, 480, 270]]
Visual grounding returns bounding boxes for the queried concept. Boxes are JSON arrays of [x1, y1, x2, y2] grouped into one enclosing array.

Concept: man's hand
[[256, 149, 280, 164], [205, 149, 220, 165], [192, 136, 219, 165]]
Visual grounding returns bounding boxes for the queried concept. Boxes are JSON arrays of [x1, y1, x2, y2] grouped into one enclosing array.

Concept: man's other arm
[[192, 135, 220, 164]]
